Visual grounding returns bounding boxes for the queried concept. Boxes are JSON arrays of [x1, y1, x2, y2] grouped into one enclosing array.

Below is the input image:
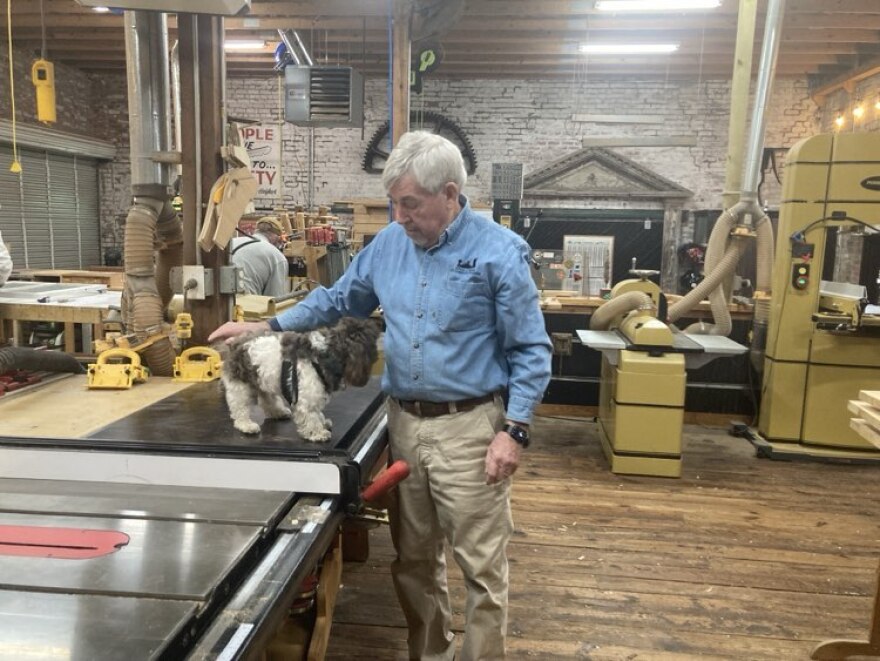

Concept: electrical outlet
[[551, 332, 573, 356]]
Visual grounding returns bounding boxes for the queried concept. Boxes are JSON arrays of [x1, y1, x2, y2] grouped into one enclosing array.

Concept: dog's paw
[[234, 420, 262, 434], [303, 428, 332, 442]]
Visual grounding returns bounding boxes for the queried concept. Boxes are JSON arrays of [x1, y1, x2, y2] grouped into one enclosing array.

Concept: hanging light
[[595, 0, 721, 10], [224, 40, 267, 51], [579, 43, 679, 55], [853, 103, 865, 120], [834, 110, 845, 129]]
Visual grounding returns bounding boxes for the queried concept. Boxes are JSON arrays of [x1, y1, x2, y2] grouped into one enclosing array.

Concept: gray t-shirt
[[230, 234, 288, 297]]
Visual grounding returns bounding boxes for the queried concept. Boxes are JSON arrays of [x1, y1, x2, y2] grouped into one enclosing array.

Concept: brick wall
[[226, 75, 820, 214], [0, 43, 831, 256]]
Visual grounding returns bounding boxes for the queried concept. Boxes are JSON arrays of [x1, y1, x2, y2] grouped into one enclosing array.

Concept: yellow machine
[[757, 132, 880, 458], [596, 275, 686, 477], [579, 270, 687, 477], [582, 264, 747, 477]]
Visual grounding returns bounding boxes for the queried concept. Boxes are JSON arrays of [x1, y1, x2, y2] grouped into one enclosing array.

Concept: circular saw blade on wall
[[362, 110, 478, 175]]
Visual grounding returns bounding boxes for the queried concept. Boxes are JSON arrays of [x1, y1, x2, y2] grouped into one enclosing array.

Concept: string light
[[834, 110, 845, 129], [875, 95, 880, 111], [853, 98, 864, 120]]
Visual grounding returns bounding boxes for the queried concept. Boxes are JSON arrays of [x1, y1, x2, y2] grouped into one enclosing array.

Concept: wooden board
[[0, 375, 194, 438], [849, 391, 880, 449], [860, 390, 880, 410], [26, 269, 125, 290]]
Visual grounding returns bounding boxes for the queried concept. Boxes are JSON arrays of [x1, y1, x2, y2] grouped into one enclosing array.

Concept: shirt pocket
[[436, 269, 494, 332]]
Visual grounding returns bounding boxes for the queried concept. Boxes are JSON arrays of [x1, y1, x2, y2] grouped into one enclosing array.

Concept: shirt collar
[[436, 194, 470, 247]]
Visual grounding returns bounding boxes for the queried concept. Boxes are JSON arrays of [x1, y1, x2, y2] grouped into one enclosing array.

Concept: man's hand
[[484, 430, 521, 485], [207, 320, 271, 344]]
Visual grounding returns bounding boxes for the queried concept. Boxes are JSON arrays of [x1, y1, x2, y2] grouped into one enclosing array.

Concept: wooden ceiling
[[4, 0, 880, 91]]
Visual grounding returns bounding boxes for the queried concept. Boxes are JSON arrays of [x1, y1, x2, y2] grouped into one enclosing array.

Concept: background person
[[209, 131, 551, 660], [230, 215, 289, 297]]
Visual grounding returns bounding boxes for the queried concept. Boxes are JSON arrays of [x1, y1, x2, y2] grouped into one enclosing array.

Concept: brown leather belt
[[394, 393, 497, 418]]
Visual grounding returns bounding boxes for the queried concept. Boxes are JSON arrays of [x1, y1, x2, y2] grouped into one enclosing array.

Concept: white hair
[[381, 130, 467, 194]]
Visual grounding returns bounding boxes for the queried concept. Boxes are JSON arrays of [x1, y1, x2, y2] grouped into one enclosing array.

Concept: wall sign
[[239, 123, 281, 201]]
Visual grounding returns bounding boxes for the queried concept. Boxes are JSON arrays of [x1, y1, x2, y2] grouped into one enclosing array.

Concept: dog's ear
[[341, 318, 381, 387]]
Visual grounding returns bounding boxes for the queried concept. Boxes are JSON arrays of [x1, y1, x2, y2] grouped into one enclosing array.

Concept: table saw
[[0, 374, 388, 660]]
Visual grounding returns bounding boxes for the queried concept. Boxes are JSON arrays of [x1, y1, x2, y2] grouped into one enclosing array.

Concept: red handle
[[362, 460, 411, 503]]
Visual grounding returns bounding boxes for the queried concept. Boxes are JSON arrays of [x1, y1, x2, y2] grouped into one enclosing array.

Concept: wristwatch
[[502, 423, 530, 448]]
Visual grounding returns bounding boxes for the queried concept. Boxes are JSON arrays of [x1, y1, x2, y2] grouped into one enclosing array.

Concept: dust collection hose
[[0, 346, 84, 374], [589, 291, 653, 330], [667, 198, 773, 337], [121, 194, 177, 376]]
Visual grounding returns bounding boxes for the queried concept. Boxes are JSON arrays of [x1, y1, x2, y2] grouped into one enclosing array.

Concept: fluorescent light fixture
[[579, 43, 679, 54], [224, 40, 267, 51], [596, 0, 721, 10], [91, 5, 111, 11]]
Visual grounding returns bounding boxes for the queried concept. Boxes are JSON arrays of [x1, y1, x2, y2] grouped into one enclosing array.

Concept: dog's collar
[[280, 359, 297, 405]]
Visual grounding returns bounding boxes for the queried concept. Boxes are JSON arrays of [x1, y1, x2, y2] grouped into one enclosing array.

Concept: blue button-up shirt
[[272, 197, 552, 423]]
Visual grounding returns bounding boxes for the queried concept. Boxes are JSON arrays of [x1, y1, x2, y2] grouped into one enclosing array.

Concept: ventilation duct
[[284, 66, 364, 128]]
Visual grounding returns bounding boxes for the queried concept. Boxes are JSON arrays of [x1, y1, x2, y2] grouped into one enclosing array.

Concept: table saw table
[[0, 374, 388, 660]]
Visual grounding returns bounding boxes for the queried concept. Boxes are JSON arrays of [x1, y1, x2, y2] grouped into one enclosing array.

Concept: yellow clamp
[[87, 348, 150, 389], [175, 312, 193, 339], [173, 346, 223, 383]]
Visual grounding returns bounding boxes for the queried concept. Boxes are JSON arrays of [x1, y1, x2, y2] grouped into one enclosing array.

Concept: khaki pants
[[387, 396, 513, 661]]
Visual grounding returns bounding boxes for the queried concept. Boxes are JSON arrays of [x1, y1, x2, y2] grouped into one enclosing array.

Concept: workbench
[[0, 281, 120, 354], [0, 374, 388, 660]]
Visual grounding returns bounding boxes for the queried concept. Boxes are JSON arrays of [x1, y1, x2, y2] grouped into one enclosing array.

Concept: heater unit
[[284, 66, 364, 128]]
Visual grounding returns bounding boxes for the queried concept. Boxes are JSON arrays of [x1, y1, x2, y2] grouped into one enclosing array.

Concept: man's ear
[[444, 182, 459, 203]]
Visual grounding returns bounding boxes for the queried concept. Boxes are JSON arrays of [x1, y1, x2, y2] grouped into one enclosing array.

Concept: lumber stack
[[848, 390, 880, 448]]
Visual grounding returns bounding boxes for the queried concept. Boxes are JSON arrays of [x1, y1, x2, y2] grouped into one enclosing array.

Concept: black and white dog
[[221, 318, 381, 440]]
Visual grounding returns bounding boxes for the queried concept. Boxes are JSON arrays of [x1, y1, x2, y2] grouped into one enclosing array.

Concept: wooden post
[[178, 14, 231, 344], [722, 0, 758, 210], [391, 0, 412, 146]]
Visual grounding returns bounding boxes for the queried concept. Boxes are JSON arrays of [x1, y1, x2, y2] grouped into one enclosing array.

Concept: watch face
[[505, 424, 529, 446]]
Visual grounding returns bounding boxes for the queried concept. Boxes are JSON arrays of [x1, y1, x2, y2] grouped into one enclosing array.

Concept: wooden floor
[[325, 415, 880, 660]]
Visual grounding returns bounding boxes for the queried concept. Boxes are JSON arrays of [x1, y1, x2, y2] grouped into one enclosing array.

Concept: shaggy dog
[[221, 318, 381, 440]]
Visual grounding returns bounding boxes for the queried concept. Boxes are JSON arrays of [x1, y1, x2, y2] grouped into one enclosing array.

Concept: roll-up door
[[0, 143, 101, 269]]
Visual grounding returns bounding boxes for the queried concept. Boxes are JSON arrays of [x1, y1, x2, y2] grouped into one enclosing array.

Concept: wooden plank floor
[[325, 415, 880, 660]]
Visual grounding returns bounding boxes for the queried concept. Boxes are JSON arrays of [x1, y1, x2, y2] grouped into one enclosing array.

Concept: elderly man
[[230, 215, 289, 297], [210, 132, 551, 660]]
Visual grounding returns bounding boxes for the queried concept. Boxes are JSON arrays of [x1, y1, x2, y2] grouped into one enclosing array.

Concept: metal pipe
[[170, 39, 182, 178], [124, 10, 172, 189], [292, 29, 313, 66], [278, 29, 302, 65], [742, 0, 786, 197]]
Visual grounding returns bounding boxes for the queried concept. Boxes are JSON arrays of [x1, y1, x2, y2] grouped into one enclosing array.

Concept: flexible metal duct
[[670, 0, 783, 341], [589, 292, 654, 331], [121, 10, 180, 376]]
